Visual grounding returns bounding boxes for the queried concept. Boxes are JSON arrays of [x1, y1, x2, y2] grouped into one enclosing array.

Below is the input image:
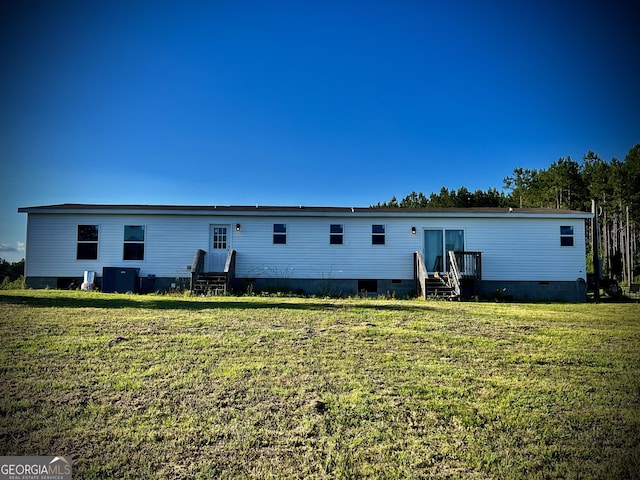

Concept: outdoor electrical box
[[140, 274, 156, 294], [102, 267, 140, 293]]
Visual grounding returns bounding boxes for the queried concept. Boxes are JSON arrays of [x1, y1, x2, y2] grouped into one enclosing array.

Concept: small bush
[[0, 276, 25, 290]]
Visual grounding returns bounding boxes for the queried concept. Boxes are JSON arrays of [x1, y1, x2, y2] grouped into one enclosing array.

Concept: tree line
[[373, 144, 640, 284], [0, 258, 25, 287]]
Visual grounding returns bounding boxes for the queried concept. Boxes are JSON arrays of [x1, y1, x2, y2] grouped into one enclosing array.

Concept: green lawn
[[1, 290, 639, 479]]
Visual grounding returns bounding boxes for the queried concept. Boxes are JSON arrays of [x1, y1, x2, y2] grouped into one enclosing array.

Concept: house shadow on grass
[[0, 292, 434, 313]]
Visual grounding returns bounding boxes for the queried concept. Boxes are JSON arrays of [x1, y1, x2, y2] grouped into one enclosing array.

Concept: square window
[[124, 225, 145, 242], [560, 225, 574, 247], [78, 225, 99, 242]]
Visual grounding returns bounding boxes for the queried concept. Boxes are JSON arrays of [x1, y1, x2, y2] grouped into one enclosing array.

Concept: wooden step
[[192, 272, 227, 296], [425, 275, 458, 299]]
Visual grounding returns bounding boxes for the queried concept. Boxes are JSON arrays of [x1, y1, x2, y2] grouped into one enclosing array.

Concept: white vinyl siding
[[462, 218, 586, 281], [23, 210, 587, 283], [232, 217, 417, 280], [25, 214, 208, 279]]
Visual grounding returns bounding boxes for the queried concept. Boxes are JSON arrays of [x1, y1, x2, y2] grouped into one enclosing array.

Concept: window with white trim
[[77, 225, 98, 260], [372, 224, 385, 245], [560, 225, 574, 246], [273, 224, 287, 244], [123, 225, 145, 260], [330, 224, 344, 245], [212, 227, 227, 249]]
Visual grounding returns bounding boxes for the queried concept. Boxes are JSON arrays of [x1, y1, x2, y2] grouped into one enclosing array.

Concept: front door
[[209, 225, 230, 272]]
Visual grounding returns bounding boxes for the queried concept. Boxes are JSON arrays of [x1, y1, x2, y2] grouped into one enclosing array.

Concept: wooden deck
[[415, 251, 482, 299]]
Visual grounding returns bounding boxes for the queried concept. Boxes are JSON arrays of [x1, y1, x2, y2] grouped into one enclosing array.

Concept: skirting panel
[[233, 277, 416, 298], [479, 280, 587, 302]]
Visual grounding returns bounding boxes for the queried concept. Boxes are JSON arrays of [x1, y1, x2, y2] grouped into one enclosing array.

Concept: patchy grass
[[1, 290, 639, 479]]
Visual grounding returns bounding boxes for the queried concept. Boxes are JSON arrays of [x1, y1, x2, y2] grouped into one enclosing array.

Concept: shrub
[[0, 276, 25, 290]]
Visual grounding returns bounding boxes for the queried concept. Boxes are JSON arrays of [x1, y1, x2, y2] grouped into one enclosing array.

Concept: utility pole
[[592, 200, 600, 301], [627, 205, 633, 287]]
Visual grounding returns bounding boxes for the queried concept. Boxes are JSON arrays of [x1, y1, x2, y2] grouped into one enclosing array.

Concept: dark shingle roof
[[18, 203, 592, 217]]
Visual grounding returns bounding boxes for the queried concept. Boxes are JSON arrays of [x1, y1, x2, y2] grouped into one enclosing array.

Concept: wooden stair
[[192, 272, 227, 296], [425, 274, 457, 299], [415, 251, 481, 301]]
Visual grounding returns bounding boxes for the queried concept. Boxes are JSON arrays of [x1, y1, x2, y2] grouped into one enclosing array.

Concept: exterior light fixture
[[236, 224, 241, 231], [411, 226, 417, 235]]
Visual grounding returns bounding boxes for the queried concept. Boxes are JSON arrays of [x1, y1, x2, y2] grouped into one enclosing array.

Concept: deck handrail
[[223, 249, 235, 273], [448, 251, 462, 297], [224, 249, 236, 293], [414, 251, 428, 299], [450, 251, 482, 280], [190, 249, 207, 292]]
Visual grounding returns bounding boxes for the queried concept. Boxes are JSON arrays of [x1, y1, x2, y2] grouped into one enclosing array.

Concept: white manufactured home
[[18, 204, 592, 301]]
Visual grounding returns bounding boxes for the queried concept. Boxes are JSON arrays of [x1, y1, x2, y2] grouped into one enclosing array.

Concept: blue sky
[[1, 0, 638, 263]]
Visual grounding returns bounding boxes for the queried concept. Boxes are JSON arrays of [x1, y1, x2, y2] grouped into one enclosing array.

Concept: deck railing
[[224, 249, 236, 293], [450, 251, 482, 280], [190, 249, 207, 292], [447, 251, 462, 297], [449, 250, 482, 298], [414, 251, 428, 299]]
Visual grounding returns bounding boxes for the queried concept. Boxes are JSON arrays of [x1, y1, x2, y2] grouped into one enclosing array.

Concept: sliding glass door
[[424, 229, 464, 273], [424, 230, 444, 272]]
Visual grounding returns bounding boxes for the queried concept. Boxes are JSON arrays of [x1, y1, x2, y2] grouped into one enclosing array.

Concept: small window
[[560, 225, 574, 247], [124, 225, 145, 260], [372, 224, 385, 245], [273, 224, 287, 244], [77, 225, 98, 260], [330, 224, 344, 245], [212, 227, 227, 249]]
